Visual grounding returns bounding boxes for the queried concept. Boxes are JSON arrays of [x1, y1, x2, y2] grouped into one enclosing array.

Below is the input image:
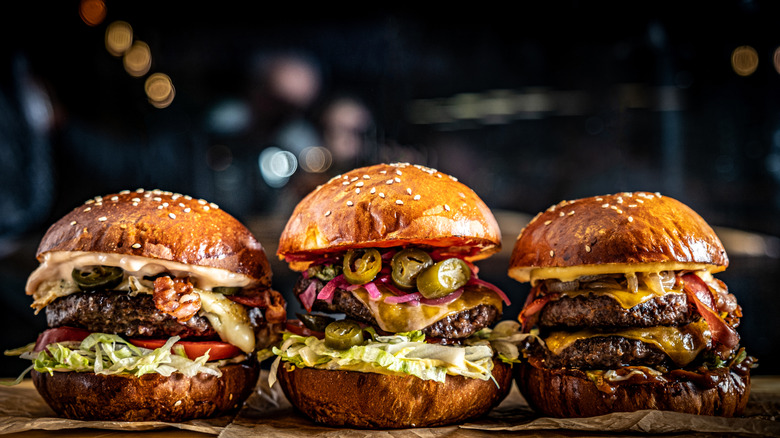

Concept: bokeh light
[[79, 0, 106, 26], [144, 73, 175, 108], [123, 41, 152, 77], [259, 147, 298, 188], [105, 21, 133, 57], [731, 45, 759, 76], [299, 146, 332, 173]]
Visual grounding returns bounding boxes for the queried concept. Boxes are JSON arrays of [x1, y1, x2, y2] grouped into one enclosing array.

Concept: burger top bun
[[36, 189, 271, 285], [277, 163, 501, 269], [508, 192, 728, 283]]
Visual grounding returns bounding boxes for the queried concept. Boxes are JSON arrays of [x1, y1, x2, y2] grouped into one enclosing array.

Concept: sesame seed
[[347, 200, 354, 206], [655, 192, 662, 197], [325, 210, 331, 216], [413, 194, 421, 200], [98, 216, 107, 221], [396, 170, 402, 175], [386, 179, 394, 184], [169, 213, 176, 219], [628, 216, 634, 222], [379, 192, 385, 198], [602, 204, 609, 208], [132, 202, 138, 206], [342, 181, 350, 186], [184, 195, 192, 200], [370, 187, 376, 194], [568, 211, 575, 215], [184, 208, 191, 213], [544, 220, 552, 225], [559, 212, 565, 217], [162, 202, 169, 207], [450, 176, 458, 182], [396, 200, 404, 205], [179, 203, 185, 208], [356, 181, 364, 187], [444, 204, 451, 211], [210, 203, 219, 209], [84, 207, 91, 212], [355, 188, 361, 194], [394, 177, 401, 183], [406, 188, 412, 195], [198, 199, 207, 205], [153, 197, 162, 202], [203, 206, 210, 211], [132, 198, 141, 203], [636, 199, 644, 204], [436, 174, 442, 178], [136, 188, 144, 193], [111, 196, 118, 202], [585, 245, 592, 252], [85, 199, 95, 204], [351, 177, 358, 182], [363, 175, 370, 179], [616, 209, 623, 214], [70, 221, 77, 226], [595, 197, 603, 201], [380, 170, 387, 174], [550, 250, 555, 257]]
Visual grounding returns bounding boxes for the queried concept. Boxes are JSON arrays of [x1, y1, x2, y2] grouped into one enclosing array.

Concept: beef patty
[[535, 336, 671, 369], [46, 290, 253, 339], [539, 292, 695, 330], [295, 276, 501, 340]]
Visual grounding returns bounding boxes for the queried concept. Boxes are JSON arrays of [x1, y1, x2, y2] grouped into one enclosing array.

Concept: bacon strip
[[227, 287, 288, 324], [153, 276, 201, 322], [518, 284, 558, 332], [681, 273, 740, 353]]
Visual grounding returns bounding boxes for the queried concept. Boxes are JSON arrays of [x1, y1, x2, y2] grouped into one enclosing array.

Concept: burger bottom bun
[[515, 359, 750, 418], [32, 361, 260, 422], [276, 359, 513, 429]]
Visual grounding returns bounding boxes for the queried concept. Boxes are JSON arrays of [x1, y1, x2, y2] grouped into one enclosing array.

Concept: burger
[[269, 162, 518, 428], [7, 189, 286, 422], [508, 192, 754, 417]]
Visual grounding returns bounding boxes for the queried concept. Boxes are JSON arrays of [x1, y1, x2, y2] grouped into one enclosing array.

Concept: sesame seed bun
[[36, 189, 271, 286], [508, 192, 728, 283], [277, 163, 501, 269]]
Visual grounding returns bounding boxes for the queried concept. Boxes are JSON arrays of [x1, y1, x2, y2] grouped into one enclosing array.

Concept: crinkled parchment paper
[[0, 379, 227, 435], [3, 373, 780, 437]]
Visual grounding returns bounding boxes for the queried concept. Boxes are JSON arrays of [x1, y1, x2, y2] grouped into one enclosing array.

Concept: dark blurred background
[[1, 1, 779, 377]]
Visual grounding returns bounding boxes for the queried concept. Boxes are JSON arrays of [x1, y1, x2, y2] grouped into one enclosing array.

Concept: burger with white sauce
[[7, 189, 286, 422]]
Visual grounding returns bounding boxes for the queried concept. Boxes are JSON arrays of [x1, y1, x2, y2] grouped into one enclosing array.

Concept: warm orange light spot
[[145, 73, 175, 108], [79, 0, 106, 26], [773, 46, 780, 75], [123, 41, 152, 77], [732, 45, 759, 76], [105, 21, 133, 57]]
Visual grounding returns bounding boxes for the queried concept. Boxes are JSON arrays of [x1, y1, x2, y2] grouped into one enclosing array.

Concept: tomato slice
[[285, 320, 325, 339], [34, 327, 92, 352], [128, 338, 243, 361]]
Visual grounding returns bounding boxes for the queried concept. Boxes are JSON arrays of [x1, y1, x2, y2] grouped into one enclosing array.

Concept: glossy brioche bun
[[514, 359, 750, 418], [277, 163, 501, 270], [31, 362, 260, 422], [36, 189, 271, 285], [509, 192, 728, 283], [276, 359, 513, 428]]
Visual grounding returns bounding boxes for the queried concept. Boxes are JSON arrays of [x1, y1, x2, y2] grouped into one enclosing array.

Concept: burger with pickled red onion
[[508, 192, 755, 417], [6, 189, 286, 422], [269, 162, 519, 429]]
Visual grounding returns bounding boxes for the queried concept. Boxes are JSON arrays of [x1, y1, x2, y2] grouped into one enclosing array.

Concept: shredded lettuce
[[269, 321, 529, 387], [5, 333, 222, 382]]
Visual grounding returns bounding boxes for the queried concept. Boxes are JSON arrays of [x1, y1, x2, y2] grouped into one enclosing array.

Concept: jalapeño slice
[[342, 248, 382, 285], [390, 248, 434, 290], [416, 258, 471, 299], [71, 266, 124, 290], [324, 320, 364, 350]]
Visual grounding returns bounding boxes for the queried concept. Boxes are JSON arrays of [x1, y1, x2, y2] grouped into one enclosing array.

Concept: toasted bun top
[[508, 192, 728, 283], [36, 189, 271, 285], [277, 163, 501, 269]]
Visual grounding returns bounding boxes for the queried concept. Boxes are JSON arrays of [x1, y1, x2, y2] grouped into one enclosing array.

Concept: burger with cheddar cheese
[[509, 192, 754, 417], [269, 163, 519, 429], [8, 189, 286, 421]]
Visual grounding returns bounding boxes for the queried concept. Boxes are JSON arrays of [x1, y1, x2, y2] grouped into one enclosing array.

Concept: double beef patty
[[535, 292, 698, 369], [295, 276, 500, 341]]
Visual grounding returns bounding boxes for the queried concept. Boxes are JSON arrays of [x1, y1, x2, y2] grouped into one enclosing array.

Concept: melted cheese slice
[[198, 289, 255, 353], [543, 319, 712, 366], [350, 286, 503, 333], [558, 287, 684, 309], [511, 262, 723, 284]]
